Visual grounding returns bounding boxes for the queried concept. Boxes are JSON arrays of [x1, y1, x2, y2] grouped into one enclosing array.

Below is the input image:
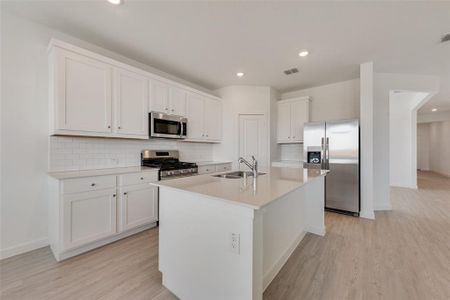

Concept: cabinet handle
[[124, 192, 128, 195], [91, 183, 96, 186]]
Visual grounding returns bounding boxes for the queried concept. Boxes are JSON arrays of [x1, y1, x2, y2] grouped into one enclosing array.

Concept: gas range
[[141, 150, 198, 180]]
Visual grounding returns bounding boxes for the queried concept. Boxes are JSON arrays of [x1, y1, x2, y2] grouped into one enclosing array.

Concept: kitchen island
[[153, 166, 328, 300]]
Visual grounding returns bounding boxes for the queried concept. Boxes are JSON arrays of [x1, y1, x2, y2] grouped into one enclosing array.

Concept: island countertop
[[153, 166, 328, 209]]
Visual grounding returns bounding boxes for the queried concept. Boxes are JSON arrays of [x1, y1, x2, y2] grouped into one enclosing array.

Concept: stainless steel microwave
[[149, 112, 187, 139]]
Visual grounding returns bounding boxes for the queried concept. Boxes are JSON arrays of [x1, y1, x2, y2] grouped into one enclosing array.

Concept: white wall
[[389, 92, 429, 189], [279, 79, 360, 162], [281, 78, 360, 122], [418, 110, 450, 123], [0, 11, 216, 259], [214, 86, 274, 170], [373, 73, 439, 211], [417, 123, 430, 171], [418, 121, 450, 177], [359, 62, 375, 219]]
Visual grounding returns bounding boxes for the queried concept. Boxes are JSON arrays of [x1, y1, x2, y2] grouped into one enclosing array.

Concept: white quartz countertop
[[49, 166, 159, 180], [194, 161, 232, 166], [153, 166, 328, 209]]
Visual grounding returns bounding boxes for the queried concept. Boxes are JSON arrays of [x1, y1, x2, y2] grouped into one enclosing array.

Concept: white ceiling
[[3, 1, 450, 112]]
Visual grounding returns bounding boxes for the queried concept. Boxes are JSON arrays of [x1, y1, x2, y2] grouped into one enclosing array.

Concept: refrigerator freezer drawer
[[325, 163, 359, 213]]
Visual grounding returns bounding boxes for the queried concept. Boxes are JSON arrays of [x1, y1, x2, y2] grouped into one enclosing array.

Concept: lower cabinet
[[49, 171, 159, 261], [118, 184, 158, 232], [63, 188, 117, 251]]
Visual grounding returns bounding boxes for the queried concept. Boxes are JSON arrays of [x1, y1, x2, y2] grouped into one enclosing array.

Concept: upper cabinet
[[113, 67, 149, 137], [186, 92, 222, 142], [48, 39, 220, 140], [149, 80, 186, 116], [52, 47, 113, 134], [277, 97, 310, 143]]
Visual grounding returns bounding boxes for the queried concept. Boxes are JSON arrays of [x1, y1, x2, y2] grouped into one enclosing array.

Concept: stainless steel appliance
[[141, 150, 197, 180], [303, 119, 360, 216], [149, 112, 187, 139]]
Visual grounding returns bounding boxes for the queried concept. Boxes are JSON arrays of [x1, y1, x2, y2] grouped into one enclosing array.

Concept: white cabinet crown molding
[[48, 38, 221, 101]]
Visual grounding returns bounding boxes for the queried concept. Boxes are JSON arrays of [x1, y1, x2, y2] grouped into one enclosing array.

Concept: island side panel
[[304, 176, 326, 236], [158, 187, 257, 300], [260, 185, 309, 290]]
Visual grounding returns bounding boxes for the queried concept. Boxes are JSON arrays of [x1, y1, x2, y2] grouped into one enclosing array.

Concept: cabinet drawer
[[198, 165, 215, 174], [215, 164, 232, 172], [119, 171, 159, 186], [63, 176, 116, 194]]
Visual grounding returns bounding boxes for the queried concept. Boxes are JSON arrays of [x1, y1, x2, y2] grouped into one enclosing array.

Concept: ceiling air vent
[[284, 68, 299, 75], [441, 34, 450, 43]]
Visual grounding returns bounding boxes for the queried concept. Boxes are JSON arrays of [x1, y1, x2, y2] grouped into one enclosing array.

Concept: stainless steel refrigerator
[[303, 119, 360, 216]]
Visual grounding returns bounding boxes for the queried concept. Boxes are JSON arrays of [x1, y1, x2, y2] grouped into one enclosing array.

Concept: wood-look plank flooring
[[1, 171, 449, 300]]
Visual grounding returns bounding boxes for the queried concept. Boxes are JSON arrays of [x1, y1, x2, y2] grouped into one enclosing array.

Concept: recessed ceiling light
[[107, 0, 122, 5], [432, 108, 437, 112], [298, 50, 309, 57], [236, 72, 244, 77]]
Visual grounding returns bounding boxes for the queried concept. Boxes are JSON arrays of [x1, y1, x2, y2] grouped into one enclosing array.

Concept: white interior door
[[239, 114, 268, 172]]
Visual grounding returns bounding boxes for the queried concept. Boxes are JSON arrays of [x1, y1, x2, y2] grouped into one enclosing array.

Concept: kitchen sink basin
[[213, 171, 266, 179]]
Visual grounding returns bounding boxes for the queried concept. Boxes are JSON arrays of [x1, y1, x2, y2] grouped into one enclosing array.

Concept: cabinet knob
[[124, 192, 128, 195], [171, 109, 174, 112], [140, 177, 144, 180], [165, 107, 168, 111], [107, 125, 111, 129], [118, 126, 121, 129], [113, 194, 116, 197], [91, 183, 96, 186]]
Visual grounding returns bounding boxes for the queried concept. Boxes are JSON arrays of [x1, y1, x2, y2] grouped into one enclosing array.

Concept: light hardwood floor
[[1, 171, 449, 300]]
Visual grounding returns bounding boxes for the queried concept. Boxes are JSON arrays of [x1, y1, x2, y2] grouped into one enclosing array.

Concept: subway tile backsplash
[[49, 136, 214, 172], [279, 143, 303, 161]]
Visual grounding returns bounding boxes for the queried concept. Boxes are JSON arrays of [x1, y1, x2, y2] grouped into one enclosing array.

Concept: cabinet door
[[169, 85, 187, 116], [186, 92, 205, 139], [113, 68, 149, 136], [119, 184, 158, 232], [290, 100, 309, 142], [204, 98, 222, 141], [63, 189, 117, 251], [55, 48, 112, 133], [277, 102, 291, 142], [149, 79, 169, 113]]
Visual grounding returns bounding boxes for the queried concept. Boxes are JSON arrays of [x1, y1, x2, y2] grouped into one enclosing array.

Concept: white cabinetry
[[150, 80, 186, 116], [277, 97, 310, 143], [186, 92, 222, 142], [113, 67, 149, 136], [52, 47, 113, 134], [63, 188, 117, 251], [48, 169, 159, 261], [118, 172, 159, 232], [119, 184, 158, 232], [49, 39, 218, 139]]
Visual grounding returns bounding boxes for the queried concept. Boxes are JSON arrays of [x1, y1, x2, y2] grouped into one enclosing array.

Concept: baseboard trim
[[263, 230, 307, 291], [0, 237, 49, 260], [360, 210, 375, 220], [307, 225, 326, 236]]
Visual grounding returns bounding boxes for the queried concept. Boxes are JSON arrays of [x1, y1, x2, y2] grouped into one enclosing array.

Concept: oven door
[[150, 112, 187, 139]]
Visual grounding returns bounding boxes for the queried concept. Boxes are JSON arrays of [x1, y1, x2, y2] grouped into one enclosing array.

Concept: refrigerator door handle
[[321, 137, 325, 169], [325, 137, 330, 169]]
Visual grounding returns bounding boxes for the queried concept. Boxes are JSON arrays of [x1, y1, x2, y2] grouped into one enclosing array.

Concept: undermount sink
[[213, 171, 266, 179]]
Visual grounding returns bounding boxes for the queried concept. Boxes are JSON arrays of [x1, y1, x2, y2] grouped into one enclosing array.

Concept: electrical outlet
[[230, 233, 240, 254]]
